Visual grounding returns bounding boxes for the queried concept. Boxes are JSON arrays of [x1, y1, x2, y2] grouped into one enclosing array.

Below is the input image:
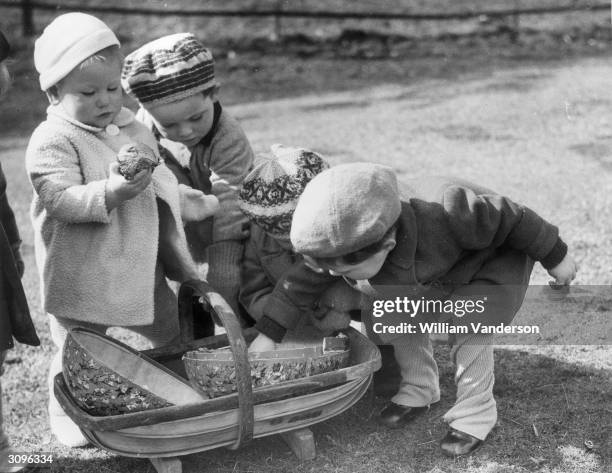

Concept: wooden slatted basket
[[54, 280, 381, 464]]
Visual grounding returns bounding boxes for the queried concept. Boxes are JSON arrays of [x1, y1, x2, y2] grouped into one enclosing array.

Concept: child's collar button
[[105, 124, 120, 136]]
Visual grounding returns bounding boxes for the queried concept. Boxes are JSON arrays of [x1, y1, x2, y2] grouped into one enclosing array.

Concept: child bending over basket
[[248, 162, 577, 457], [238, 144, 361, 336], [26, 13, 218, 447]]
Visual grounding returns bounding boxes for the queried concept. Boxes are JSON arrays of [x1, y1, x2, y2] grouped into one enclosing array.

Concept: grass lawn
[[0, 14, 610, 473]]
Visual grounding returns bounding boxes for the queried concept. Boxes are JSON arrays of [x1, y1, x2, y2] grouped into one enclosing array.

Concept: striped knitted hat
[[121, 33, 217, 107], [239, 144, 330, 240]]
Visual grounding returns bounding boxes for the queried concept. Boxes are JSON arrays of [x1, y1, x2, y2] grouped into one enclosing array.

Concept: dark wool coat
[[239, 224, 300, 320], [240, 225, 360, 320], [255, 177, 566, 342], [0, 163, 39, 350]]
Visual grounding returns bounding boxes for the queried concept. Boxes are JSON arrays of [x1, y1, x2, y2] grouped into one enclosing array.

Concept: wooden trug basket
[[54, 280, 381, 472]]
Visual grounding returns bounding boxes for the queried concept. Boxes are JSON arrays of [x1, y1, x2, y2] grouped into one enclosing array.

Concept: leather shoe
[[439, 428, 483, 457], [379, 402, 428, 428]]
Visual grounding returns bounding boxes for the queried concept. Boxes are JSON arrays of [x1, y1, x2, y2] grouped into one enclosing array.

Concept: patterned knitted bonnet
[[239, 144, 330, 240], [121, 33, 217, 107]]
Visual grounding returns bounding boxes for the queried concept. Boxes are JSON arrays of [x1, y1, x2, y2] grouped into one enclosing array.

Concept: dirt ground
[[0, 21, 610, 473]]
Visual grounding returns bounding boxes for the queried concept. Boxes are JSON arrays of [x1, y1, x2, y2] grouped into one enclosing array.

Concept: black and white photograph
[[0, 1, 610, 472]]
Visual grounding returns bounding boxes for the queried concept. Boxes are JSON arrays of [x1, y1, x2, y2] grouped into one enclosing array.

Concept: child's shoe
[[379, 402, 429, 428], [439, 427, 483, 457], [49, 412, 88, 448]]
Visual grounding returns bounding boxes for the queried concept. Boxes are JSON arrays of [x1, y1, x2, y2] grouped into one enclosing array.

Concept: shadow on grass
[[45, 345, 610, 473]]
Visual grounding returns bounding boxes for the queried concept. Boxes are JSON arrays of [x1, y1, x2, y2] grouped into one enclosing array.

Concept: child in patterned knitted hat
[[239, 144, 360, 335], [122, 33, 254, 320], [251, 162, 578, 457], [26, 13, 216, 448]]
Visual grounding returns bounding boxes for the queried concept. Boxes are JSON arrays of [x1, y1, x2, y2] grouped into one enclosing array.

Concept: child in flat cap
[[122, 33, 254, 320], [239, 144, 360, 334], [27, 13, 216, 447], [250, 162, 577, 457]]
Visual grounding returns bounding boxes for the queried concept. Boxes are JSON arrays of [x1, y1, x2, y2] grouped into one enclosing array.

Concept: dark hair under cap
[[0, 30, 10, 62]]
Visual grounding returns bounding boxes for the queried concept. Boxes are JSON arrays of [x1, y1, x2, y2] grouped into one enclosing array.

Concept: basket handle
[[178, 279, 254, 449]]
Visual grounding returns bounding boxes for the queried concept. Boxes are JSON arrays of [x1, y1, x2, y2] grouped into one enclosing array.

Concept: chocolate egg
[[117, 143, 159, 180]]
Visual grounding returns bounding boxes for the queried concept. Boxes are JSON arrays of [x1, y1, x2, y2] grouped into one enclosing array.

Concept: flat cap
[[290, 163, 401, 257]]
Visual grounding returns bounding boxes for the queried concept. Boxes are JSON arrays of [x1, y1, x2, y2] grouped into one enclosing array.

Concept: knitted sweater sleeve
[[208, 112, 254, 242], [443, 185, 567, 269], [26, 126, 110, 223]]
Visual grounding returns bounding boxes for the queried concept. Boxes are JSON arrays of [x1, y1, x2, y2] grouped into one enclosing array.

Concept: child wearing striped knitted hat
[[122, 33, 254, 320], [238, 144, 361, 337]]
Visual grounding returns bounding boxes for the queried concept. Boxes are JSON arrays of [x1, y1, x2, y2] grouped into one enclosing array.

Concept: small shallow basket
[[183, 344, 350, 398], [62, 328, 204, 416]]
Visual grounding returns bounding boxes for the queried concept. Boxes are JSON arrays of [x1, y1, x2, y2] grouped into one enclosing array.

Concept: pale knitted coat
[[26, 106, 197, 326]]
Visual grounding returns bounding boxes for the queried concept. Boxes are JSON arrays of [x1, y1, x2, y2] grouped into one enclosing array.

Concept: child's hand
[[211, 180, 249, 239], [310, 306, 351, 335], [211, 179, 234, 199], [547, 254, 578, 286], [248, 333, 276, 353], [178, 184, 220, 221], [105, 162, 152, 211]]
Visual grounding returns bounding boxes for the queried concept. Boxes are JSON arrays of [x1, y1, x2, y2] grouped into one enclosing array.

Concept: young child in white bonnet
[[26, 12, 217, 447]]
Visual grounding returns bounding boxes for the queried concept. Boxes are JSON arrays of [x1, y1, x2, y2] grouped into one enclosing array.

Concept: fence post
[[22, 0, 35, 37], [273, 0, 282, 41], [510, 0, 520, 43]]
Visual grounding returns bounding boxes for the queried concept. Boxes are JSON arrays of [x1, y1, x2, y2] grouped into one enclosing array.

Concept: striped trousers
[[390, 331, 496, 440]]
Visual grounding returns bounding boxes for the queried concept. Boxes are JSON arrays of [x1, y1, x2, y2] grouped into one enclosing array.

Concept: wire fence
[[0, 0, 609, 37]]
